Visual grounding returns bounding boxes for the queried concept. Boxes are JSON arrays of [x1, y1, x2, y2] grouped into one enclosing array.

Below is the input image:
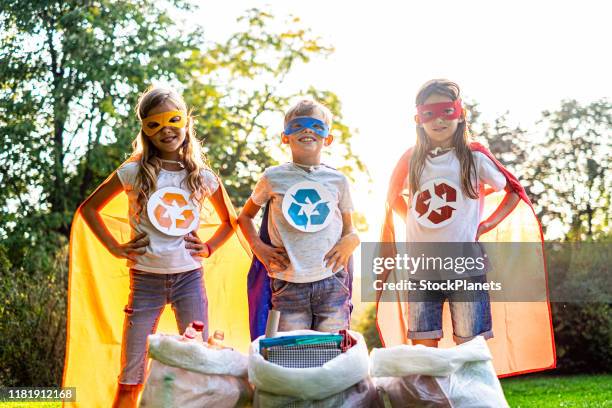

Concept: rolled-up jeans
[[118, 268, 207, 384], [270, 268, 351, 333], [407, 274, 493, 342]]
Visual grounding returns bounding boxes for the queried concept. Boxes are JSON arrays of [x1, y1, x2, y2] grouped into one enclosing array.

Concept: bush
[[0, 244, 67, 386], [552, 302, 611, 373], [546, 239, 611, 373]]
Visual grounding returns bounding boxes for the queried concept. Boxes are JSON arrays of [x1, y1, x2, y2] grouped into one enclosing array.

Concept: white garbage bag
[[140, 334, 252, 408], [248, 330, 379, 407], [371, 336, 508, 408]]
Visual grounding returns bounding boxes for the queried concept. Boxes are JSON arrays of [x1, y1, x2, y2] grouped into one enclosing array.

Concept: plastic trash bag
[[253, 378, 379, 408], [371, 336, 508, 408], [249, 330, 381, 407], [140, 334, 252, 408]]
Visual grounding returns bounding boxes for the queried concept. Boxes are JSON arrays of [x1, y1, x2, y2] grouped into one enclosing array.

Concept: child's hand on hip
[[110, 232, 149, 261], [185, 232, 211, 258], [253, 241, 290, 272], [325, 233, 359, 273]]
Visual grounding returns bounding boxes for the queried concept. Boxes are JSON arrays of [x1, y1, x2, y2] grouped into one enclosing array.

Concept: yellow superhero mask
[[141, 110, 186, 137]]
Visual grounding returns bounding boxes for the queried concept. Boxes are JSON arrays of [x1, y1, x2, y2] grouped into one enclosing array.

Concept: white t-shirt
[[251, 162, 354, 283], [116, 162, 219, 274], [405, 150, 507, 243]]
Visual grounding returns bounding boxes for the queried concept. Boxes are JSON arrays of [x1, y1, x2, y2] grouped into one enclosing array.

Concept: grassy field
[[0, 374, 610, 407], [501, 374, 612, 407]]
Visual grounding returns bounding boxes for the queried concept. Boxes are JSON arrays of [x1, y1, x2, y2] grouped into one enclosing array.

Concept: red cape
[[376, 142, 556, 377]]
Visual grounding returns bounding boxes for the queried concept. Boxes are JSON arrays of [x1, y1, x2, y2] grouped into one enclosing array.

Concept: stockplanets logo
[[146, 187, 199, 236]]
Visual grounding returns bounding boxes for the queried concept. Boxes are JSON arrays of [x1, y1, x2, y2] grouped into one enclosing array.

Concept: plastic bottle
[[207, 330, 225, 349], [182, 320, 205, 342], [182, 324, 197, 341], [192, 320, 205, 343]]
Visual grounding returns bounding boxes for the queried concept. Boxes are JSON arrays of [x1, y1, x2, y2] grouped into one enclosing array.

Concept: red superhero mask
[[415, 99, 463, 124]]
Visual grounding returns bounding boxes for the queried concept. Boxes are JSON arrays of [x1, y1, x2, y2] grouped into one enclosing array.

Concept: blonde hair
[[284, 99, 333, 127], [131, 86, 212, 217], [409, 79, 478, 199]]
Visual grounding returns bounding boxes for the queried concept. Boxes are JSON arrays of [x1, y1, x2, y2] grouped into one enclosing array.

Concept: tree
[[527, 100, 610, 240], [0, 0, 200, 254], [0, 4, 363, 242], [466, 99, 610, 240], [181, 10, 365, 206], [463, 101, 528, 176]]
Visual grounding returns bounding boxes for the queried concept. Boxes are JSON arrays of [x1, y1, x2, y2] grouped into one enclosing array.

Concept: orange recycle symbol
[[147, 187, 199, 236]]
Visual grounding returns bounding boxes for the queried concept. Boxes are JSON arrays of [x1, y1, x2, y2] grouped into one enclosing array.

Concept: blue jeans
[[407, 274, 493, 342], [270, 268, 351, 333], [119, 268, 207, 384]]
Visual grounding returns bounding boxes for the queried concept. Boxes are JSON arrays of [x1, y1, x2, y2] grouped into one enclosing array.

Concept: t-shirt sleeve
[[115, 162, 139, 190], [200, 168, 220, 195], [477, 152, 507, 192], [250, 174, 271, 207], [338, 176, 354, 214]]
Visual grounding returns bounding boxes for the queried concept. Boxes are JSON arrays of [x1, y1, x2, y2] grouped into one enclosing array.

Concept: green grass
[[0, 375, 609, 407], [501, 374, 612, 407]]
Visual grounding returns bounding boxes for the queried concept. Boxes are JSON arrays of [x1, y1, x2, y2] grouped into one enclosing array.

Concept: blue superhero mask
[[284, 117, 330, 138]]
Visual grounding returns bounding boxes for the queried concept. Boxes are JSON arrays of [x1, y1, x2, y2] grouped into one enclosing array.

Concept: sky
[[190, 0, 612, 238]]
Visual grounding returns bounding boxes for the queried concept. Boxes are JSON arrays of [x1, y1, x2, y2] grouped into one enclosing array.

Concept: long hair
[[409, 79, 478, 199], [131, 86, 212, 217]]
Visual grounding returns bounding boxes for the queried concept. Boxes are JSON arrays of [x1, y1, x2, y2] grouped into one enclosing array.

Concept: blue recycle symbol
[[287, 188, 330, 229]]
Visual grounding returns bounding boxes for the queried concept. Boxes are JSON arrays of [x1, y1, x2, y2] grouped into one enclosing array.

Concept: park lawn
[[0, 374, 609, 407], [501, 374, 612, 407]]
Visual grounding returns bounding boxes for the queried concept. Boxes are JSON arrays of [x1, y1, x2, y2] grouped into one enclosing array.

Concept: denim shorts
[[270, 268, 351, 333], [119, 268, 207, 385], [407, 274, 493, 342]]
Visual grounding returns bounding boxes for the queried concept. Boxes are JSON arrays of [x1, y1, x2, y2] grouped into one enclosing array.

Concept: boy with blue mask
[[238, 99, 360, 332]]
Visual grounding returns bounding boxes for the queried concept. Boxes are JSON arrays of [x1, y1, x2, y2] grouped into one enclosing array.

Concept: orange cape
[[62, 165, 252, 407], [376, 142, 556, 377]]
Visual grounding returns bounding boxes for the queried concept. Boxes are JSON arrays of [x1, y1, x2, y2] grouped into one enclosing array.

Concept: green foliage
[[552, 302, 612, 374], [546, 235, 612, 374], [0, 245, 67, 387], [0, 2, 362, 229], [352, 304, 382, 351], [182, 10, 364, 207], [466, 101, 529, 172], [467, 99, 611, 241], [0, 0, 200, 238], [531, 100, 611, 241]]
